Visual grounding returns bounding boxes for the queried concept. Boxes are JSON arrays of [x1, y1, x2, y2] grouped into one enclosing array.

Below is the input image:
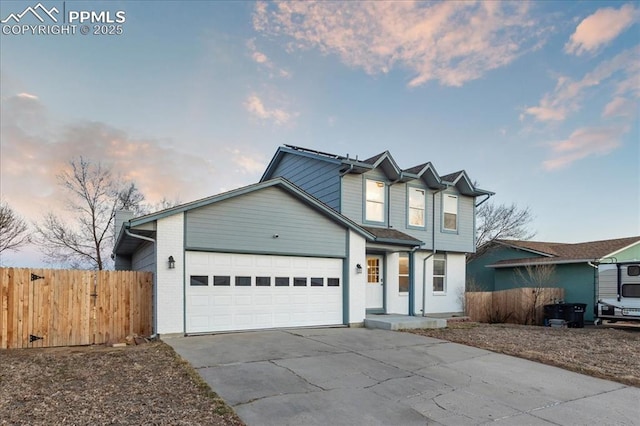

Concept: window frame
[[213, 275, 231, 286], [442, 193, 458, 232], [622, 283, 640, 298], [190, 275, 209, 286], [235, 276, 251, 287], [432, 254, 446, 294], [364, 178, 386, 224], [275, 277, 290, 287], [407, 186, 426, 229], [256, 276, 271, 287]]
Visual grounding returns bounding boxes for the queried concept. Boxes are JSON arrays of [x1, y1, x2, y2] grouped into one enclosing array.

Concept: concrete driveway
[[166, 328, 639, 425]]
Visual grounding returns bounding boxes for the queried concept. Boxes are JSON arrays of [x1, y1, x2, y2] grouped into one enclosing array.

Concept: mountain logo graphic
[[1, 2, 59, 24]]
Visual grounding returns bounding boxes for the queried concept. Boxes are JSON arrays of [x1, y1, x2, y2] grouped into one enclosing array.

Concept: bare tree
[[470, 202, 535, 261], [138, 197, 181, 216], [0, 200, 30, 254], [514, 263, 557, 325], [33, 158, 144, 270]]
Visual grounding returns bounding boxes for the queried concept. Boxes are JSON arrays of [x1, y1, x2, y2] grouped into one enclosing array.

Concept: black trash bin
[[563, 303, 587, 328], [543, 303, 565, 326]]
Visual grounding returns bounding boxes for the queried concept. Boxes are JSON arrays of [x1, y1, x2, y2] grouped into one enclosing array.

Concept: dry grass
[[408, 322, 640, 387], [0, 342, 244, 425]]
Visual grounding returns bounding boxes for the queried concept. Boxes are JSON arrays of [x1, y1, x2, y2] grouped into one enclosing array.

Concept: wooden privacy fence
[[0, 268, 153, 349], [466, 287, 564, 325]]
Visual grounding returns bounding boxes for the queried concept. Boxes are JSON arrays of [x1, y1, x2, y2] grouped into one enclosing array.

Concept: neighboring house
[[113, 145, 493, 335], [467, 237, 640, 322]]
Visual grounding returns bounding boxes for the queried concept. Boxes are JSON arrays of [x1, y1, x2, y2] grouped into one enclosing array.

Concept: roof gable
[[114, 177, 377, 254], [263, 145, 492, 196], [362, 151, 403, 180]]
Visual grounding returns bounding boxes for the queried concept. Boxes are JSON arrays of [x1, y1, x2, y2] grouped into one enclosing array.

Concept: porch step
[[364, 315, 447, 331]]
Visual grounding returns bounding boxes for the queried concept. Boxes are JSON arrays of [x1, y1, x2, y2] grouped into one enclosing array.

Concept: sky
[[0, 0, 638, 267]]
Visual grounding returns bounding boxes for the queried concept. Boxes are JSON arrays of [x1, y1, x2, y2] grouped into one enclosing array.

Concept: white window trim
[[407, 186, 426, 229], [433, 253, 446, 295], [442, 193, 458, 232], [364, 178, 386, 223]]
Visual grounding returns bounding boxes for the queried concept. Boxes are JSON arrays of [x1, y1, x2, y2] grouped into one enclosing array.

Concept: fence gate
[[0, 268, 153, 349]]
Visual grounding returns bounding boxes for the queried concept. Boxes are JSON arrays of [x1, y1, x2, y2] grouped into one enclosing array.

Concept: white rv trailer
[[596, 262, 640, 324]]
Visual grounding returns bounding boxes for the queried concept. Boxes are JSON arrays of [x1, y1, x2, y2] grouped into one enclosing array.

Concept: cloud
[[16, 92, 38, 100], [602, 96, 637, 118], [253, 1, 543, 87], [244, 94, 295, 125], [227, 148, 266, 174], [246, 38, 292, 79], [524, 46, 639, 122], [565, 4, 638, 56], [0, 93, 242, 225], [543, 125, 628, 170]]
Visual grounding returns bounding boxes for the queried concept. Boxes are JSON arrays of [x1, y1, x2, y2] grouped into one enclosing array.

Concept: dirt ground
[[409, 322, 640, 387], [2, 325, 638, 425], [0, 341, 244, 426]]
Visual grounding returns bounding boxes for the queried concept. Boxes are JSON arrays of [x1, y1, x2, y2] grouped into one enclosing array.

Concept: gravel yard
[[0, 342, 244, 426], [409, 322, 640, 387]]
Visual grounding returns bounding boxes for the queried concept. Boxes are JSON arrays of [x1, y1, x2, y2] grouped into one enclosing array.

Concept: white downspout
[[422, 185, 447, 316]]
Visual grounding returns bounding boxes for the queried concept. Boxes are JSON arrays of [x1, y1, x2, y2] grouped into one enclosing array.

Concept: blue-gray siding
[[115, 256, 132, 270], [185, 186, 347, 257], [270, 153, 342, 210], [341, 172, 476, 252], [132, 241, 155, 273]]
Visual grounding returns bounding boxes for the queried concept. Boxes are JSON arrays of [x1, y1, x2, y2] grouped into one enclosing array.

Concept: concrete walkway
[[165, 328, 639, 425]]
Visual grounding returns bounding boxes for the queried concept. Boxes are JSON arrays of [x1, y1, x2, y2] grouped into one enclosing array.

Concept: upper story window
[[443, 194, 458, 232], [365, 179, 385, 223], [408, 187, 426, 228], [433, 254, 446, 293]]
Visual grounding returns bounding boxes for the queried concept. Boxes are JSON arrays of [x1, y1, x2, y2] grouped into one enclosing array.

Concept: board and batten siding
[[132, 241, 155, 273], [270, 153, 342, 211], [185, 187, 347, 258], [341, 172, 476, 252]]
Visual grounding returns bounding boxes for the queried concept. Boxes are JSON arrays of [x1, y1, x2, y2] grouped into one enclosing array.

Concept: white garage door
[[186, 252, 343, 333]]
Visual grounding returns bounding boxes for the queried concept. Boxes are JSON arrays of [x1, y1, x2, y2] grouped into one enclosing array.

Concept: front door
[[366, 255, 384, 311]]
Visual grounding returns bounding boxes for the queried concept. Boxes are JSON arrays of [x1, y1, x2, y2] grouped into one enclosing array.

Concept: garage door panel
[[186, 252, 343, 333], [213, 295, 233, 306], [235, 295, 252, 305]]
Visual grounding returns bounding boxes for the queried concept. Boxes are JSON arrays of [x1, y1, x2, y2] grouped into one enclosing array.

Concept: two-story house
[[113, 145, 492, 335]]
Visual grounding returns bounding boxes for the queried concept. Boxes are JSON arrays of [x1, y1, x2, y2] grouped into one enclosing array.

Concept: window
[[399, 253, 409, 293], [433, 254, 446, 293], [256, 276, 271, 287], [190, 275, 208, 286], [628, 265, 640, 276], [213, 275, 231, 286], [294, 277, 307, 287], [275, 277, 290, 286], [327, 278, 340, 287], [367, 257, 380, 284], [365, 179, 385, 222], [310, 277, 323, 287], [235, 276, 251, 286], [443, 194, 458, 231], [622, 284, 640, 298], [408, 187, 425, 227]]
